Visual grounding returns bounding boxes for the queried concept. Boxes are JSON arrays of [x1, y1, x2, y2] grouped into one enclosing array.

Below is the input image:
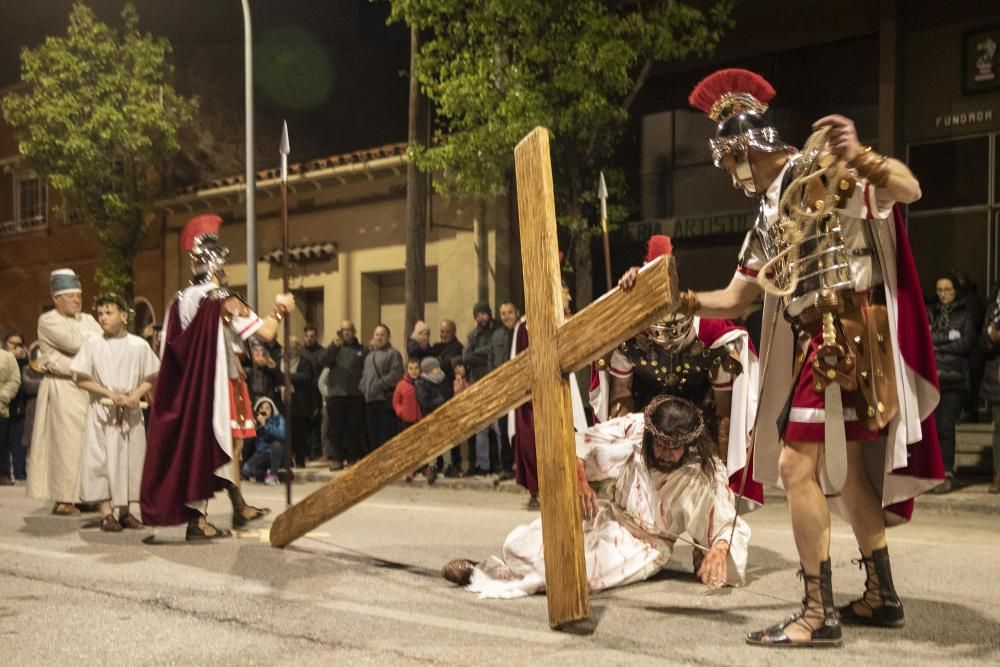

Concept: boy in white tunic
[[71, 294, 159, 532], [443, 395, 751, 598]]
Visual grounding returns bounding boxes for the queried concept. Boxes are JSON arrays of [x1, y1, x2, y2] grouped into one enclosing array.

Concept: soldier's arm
[[693, 275, 762, 321]]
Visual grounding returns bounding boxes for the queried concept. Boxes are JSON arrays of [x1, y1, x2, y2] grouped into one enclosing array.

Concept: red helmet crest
[[688, 68, 775, 122], [644, 235, 673, 263], [180, 214, 223, 252]]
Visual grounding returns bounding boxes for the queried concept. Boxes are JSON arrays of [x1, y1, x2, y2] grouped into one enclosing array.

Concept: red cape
[[140, 298, 231, 526], [512, 322, 539, 495], [884, 207, 945, 522]]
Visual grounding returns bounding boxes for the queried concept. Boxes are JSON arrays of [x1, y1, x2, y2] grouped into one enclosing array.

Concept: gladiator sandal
[[837, 546, 904, 627], [227, 485, 271, 529], [746, 559, 842, 648], [185, 515, 232, 541]]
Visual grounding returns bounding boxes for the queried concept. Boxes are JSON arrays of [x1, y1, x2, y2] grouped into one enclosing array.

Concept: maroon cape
[[512, 321, 539, 495], [884, 206, 945, 522], [140, 298, 231, 526]]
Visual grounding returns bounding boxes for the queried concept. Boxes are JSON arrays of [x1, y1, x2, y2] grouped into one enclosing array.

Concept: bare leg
[[227, 438, 270, 526], [836, 441, 904, 624], [840, 441, 886, 555], [752, 441, 832, 644]]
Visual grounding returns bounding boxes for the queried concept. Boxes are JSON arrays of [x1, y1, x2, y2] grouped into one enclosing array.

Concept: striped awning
[[261, 242, 337, 264]]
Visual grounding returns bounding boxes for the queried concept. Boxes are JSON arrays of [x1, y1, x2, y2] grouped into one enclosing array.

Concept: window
[[0, 173, 48, 236]]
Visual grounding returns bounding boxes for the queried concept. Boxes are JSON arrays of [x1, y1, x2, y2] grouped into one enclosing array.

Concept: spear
[[598, 171, 612, 292], [280, 120, 293, 508]]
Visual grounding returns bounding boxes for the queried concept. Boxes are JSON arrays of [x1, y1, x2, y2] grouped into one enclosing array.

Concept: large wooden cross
[[270, 127, 678, 629]]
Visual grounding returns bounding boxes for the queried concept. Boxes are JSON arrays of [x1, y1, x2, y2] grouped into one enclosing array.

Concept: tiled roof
[[178, 142, 408, 194]]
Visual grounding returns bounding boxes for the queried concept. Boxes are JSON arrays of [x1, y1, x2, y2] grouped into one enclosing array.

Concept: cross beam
[[269, 127, 679, 629]]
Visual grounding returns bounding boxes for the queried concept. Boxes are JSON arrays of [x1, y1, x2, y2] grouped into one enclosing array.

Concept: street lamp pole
[[241, 0, 257, 310]]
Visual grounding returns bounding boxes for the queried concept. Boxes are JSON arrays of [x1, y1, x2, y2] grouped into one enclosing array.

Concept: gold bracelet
[[676, 289, 701, 317], [848, 146, 891, 188], [271, 309, 283, 322]]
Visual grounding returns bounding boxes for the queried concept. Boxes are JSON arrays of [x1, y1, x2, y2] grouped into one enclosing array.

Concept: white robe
[[71, 334, 160, 507], [467, 413, 751, 599], [27, 309, 102, 503]]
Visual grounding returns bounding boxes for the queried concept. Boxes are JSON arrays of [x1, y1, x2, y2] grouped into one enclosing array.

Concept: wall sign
[[935, 109, 994, 128], [964, 24, 1000, 95], [623, 211, 753, 242]]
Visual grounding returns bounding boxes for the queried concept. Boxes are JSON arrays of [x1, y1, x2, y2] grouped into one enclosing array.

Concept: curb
[[280, 466, 1000, 515]]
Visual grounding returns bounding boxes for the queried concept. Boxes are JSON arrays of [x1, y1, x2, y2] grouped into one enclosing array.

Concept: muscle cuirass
[[621, 335, 740, 410]]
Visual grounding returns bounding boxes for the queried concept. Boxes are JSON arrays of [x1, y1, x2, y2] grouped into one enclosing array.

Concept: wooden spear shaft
[[280, 122, 293, 508]]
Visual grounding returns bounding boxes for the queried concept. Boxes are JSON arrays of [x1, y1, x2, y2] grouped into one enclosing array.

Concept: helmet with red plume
[[181, 214, 229, 279], [688, 68, 790, 168]]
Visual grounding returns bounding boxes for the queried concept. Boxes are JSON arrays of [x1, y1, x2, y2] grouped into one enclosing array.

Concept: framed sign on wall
[[964, 24, 1000, 95]]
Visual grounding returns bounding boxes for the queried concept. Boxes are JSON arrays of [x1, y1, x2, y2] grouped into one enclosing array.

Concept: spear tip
[[280, 120, 290, 155], [598, 171, 608, 200]]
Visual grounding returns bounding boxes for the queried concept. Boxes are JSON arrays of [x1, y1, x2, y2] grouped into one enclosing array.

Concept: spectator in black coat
[[320, 320, 368, 469], [951, 270, 985, 420], [287, 336, 316, 468], [429, 319, 465, 473], [465, 302, 499, 475], [301, 325, 326, 459], [429, 320, 464, 382], [928, 274, 978, 493]]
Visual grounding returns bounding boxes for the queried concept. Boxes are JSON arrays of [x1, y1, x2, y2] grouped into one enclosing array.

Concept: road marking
[[315, 599, 567, 645], [0, 543, 76, 560]]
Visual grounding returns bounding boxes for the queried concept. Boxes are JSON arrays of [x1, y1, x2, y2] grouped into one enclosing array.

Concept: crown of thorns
[[643, 395, 706, 449]]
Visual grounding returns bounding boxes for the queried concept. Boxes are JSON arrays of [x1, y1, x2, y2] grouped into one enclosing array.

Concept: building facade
[[627, 0, 1000, 304], [156, 145, 512, 347]]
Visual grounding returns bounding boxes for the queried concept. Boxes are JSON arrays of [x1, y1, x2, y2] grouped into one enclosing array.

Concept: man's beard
[[650, 450, 688, 473]]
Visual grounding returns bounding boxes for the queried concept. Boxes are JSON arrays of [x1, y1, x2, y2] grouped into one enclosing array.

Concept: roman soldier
[[594, 235, 764, 510], [140, 214, 295, 540], [619, 68, 944, 647]]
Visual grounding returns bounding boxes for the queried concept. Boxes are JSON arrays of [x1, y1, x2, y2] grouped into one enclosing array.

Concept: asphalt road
[[1, 481, 998, 666]]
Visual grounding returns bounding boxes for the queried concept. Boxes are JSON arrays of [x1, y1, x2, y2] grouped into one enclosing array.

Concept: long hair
[[642, 396, 718, 479]]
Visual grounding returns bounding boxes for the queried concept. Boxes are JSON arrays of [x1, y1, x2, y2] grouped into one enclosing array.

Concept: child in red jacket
[[393, 358, 423, 428]]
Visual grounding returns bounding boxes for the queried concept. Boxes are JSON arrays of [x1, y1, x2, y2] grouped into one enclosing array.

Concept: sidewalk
[[278, 460, 1000, 516]]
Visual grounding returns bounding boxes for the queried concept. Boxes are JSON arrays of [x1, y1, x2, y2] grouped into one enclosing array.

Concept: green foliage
[[1, 1, 196, 298], [387, 0, 733, 301]]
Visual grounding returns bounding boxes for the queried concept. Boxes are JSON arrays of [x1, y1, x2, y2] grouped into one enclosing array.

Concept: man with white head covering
[[27, 268, 102, 514]]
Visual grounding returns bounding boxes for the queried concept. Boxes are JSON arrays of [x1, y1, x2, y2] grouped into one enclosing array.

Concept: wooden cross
[[269, 127, 679, 629]]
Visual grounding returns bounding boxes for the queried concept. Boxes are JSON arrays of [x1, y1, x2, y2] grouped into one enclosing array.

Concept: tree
[[387, 0, 733, 306], [2, 1, 196, 300], [405, 25, 430, 338]]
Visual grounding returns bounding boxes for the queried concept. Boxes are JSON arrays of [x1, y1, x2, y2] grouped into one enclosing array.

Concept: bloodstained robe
[[467, 413, 751, 599]]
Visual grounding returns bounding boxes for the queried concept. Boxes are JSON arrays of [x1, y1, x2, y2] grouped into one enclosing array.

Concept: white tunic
[[71, 334, 160, 507], [27, 310, 102, 503], [467, 413, 751, 599]]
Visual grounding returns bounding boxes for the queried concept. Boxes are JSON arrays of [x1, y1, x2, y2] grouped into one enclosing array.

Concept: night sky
[[0, 1, 410, 185]]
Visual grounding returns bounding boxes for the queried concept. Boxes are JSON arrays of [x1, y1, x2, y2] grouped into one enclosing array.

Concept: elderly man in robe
[[27, 269, 102, 514]]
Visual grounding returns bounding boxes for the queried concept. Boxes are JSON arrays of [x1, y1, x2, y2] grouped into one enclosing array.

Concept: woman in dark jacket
[[928, 274, 977, 492], [978, 286, 1000, 494]]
